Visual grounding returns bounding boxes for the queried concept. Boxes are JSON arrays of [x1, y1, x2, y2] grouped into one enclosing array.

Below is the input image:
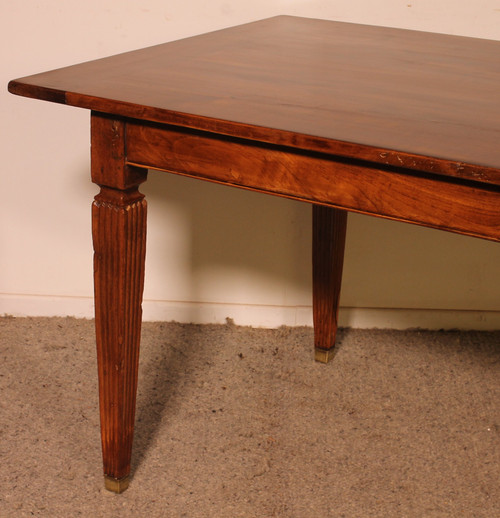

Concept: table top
[[9, 16, 500, 185]]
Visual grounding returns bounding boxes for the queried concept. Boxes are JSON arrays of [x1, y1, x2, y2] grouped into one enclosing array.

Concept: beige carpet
[[1, 317, 499, 517]]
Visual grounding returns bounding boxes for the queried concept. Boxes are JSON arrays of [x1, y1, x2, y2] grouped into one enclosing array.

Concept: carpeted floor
[[0, 317, 499, 517]]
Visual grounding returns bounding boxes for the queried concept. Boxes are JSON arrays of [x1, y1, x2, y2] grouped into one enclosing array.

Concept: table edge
[[8, 79, 500, 187]]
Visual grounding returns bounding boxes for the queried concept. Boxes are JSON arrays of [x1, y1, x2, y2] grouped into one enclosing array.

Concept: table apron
[[126, 122, 500, 242]]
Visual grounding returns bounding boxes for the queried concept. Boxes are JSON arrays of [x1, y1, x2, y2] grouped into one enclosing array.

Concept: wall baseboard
[[1, 293, 499, 330]]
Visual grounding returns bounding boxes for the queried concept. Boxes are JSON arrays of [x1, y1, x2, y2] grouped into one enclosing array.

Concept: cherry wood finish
[[313, 206, 348, 363], [91, 114, 147, 490], [9, 16, 500, 185], [8, 16, 500, 491], [125, 122, 500, 241]]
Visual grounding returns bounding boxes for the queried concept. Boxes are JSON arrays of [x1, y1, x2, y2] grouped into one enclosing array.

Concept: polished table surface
[[9, 16, 500, 492], [9, 16, 500, 184]]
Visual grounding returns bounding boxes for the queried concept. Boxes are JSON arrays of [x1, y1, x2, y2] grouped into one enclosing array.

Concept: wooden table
[[9, 16, 500, 493]]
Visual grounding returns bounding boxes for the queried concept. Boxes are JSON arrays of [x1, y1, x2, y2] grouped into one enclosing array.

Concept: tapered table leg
[[313, 205, 348, 363], [91, 113, 148, 492]]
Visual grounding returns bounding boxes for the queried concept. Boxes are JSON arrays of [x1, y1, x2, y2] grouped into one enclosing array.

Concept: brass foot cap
[[104, 475, 130, 493], [315, 347, 336, 364]]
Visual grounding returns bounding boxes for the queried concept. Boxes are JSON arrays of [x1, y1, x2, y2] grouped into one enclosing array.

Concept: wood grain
[[8, 16, 500, 184], [313, 206, 348, 361], [91, 114, 148, 483], [126, 123, 500, 242], [8, 17, 500, 491]]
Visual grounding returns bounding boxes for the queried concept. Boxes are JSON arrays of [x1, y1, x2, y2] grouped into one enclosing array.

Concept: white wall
[[2, 1, 500, 329]]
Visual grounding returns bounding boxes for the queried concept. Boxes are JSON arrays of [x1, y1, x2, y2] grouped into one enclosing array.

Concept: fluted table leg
[[312, 205, 348, 363], [91, 113, 148, 492]]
